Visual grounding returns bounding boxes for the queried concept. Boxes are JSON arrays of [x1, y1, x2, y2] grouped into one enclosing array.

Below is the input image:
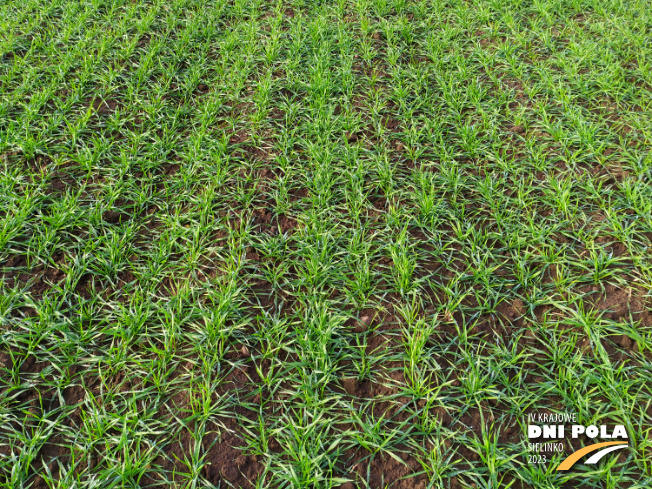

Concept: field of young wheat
[[1, 0, 651, 487]]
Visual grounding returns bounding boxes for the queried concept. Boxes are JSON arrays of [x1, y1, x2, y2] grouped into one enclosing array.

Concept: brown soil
[[591, 284, 651, 325], [202, 427, 263, 488]]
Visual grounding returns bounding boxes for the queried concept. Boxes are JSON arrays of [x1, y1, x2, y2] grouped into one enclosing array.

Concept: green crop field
[[1, 0, 651, 487]]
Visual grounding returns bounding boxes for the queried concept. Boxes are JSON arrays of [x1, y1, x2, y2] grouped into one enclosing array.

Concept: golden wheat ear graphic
[[556, 442, 628, 471]]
